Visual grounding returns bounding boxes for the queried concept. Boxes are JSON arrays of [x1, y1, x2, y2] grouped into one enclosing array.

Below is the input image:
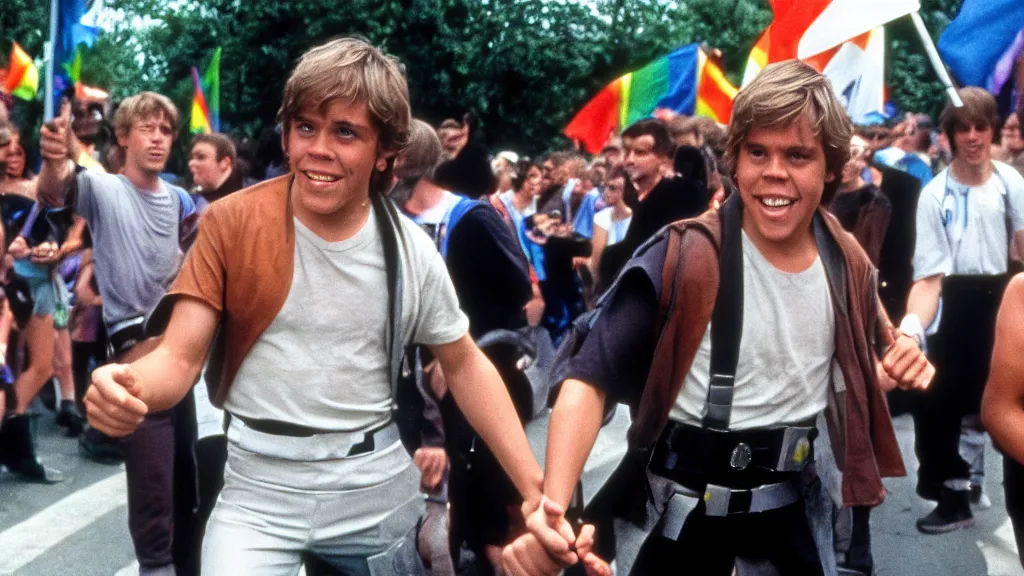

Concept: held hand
[[515, 496, 578, 566], [39, 100, 72, 163], [7, 236, 30, 260], [413, 447, 447, 492], [84, 364, 149, 437], [575, 524, 613, 576], [502, 532, 574, 576], [30, 241, 61, 265], [876, 360, 898, 393], [881, 334, 934, 391]]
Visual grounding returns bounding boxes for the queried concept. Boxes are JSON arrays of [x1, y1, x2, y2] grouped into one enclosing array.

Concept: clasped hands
[[502, 497, 610, 576]]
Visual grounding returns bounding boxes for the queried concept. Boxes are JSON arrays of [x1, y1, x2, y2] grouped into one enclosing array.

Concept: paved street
[[1, 411, 1022, 575]]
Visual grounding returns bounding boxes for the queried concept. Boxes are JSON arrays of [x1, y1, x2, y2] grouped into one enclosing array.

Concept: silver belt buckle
[[730, 442, 752, 470], [703, 484, 732, 517]]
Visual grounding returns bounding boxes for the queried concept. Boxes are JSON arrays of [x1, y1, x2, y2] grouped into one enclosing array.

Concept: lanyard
[[941, 163, 1013, 264]]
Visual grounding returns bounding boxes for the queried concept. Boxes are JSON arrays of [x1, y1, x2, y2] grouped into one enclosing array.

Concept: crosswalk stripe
[[113, 560, 138, 576], [0, 472, 127, 575]]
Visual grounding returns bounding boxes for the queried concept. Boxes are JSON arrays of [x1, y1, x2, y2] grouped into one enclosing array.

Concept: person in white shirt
[[901, 87, 1024, 535], [590, 165, 633, 287]]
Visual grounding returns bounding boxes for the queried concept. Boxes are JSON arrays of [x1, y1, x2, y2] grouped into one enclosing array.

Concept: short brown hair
[[277, 37, 411, 196], [726, 60, 852, 203], [940, 87, 999, 155], [669, 115, 699, 141], [191, 133, 237, 164], [622, 118, 675, 159], [114, 92, 179, 140], [396, 119, 443, 181]]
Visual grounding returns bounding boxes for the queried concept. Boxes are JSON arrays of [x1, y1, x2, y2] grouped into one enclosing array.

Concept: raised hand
[[84, 364, 149, 437], [39, 99, 72, 163], [881, 333, 934, 391]]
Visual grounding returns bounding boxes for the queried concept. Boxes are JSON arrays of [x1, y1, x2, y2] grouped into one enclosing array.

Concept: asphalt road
[[1, 411, 1022, 575]]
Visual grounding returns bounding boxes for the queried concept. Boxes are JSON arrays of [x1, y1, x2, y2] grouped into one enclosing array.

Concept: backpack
[[547, 229, 681, 412]]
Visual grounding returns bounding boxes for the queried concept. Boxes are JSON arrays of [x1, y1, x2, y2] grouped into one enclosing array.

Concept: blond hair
[[726, 60, 852, 202], [113, 92, 179, 140], [278, 37, 411, 196]]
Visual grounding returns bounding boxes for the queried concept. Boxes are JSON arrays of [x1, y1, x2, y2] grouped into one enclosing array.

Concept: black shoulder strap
[[371, 192, 406, 405], [703, 195, 744, 430]]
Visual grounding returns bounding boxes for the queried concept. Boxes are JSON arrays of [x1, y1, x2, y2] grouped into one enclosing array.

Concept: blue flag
[[937, 0, 1024, 89]]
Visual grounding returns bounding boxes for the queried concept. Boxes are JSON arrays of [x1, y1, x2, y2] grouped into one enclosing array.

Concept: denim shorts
[[23, 274, 57, 317]]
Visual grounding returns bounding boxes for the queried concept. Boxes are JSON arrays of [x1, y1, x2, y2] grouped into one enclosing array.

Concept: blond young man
[[37, 92, 197, 575], [503, 61, 933, 576], [80, 38, 545, 575]]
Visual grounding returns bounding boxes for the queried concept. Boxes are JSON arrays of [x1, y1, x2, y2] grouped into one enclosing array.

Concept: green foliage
[[0, 0, 968, 166], [886, 0, 964, 120]]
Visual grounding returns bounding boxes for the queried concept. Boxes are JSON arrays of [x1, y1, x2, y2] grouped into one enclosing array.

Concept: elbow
[[980, 388, 999, 433], [553, 378, 606, 415]]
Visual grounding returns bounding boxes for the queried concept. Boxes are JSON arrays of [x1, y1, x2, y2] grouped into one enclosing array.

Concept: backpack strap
[[993, 163, 1019, 267], [370, 192, 406, 405], [441, 196, 487, 259], [702, 195, 744, 431]]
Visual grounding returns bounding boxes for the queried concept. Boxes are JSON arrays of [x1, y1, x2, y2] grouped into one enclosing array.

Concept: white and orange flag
[[742, 0, 921, 123]]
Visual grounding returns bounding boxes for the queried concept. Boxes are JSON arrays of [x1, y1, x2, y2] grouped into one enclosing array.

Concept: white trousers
[[201, 422, 425, 576]]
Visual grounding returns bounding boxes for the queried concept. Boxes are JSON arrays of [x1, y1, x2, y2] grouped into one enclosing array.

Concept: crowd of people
[[0, 35, 1024, 576]]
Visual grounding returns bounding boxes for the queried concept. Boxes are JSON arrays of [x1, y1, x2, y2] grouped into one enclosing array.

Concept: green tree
[[0, 0, 970, 164]]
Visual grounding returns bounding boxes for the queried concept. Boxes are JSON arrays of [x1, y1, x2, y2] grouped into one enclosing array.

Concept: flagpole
[[909, 11, 963, 108], [44, 0, 59, 120]]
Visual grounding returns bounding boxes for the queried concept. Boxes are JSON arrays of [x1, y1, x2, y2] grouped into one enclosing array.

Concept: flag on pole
[[820, 27, 886, 123], [797, 0, 921, 60], [563, 44, 737, 154], [50, 0, 102, 113], [190, 48, 221, 134], [190, 67, 212, 135], [4, 43, 39, 100], [741, 0, 914, 123], [938, 0, 1024, 91]]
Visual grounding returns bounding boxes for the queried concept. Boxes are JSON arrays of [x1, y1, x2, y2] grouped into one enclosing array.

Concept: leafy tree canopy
[[1, 0, 964, 166]]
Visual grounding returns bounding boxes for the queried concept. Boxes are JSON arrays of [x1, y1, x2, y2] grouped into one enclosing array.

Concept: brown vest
[[634, 206, 906, 507]]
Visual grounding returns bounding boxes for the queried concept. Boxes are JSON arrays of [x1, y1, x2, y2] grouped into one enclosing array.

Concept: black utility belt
[[650, 420, 817, 482]]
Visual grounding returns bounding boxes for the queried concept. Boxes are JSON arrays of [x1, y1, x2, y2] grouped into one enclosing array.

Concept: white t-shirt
[[670, 231, 835, 429], [407, 190, 463, 248], [225, 206, 470, 432], [913, 161, 1024, 280], [593, 207, 632, 246]]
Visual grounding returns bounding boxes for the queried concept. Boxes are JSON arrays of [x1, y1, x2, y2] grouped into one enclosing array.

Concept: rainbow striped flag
[[563, 44, 737, 154], [190, 47, 221, 134], [4, 43, 39, 101]]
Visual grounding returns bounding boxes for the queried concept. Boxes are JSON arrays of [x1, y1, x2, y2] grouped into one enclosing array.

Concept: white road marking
[[0, 472, 127, 575]]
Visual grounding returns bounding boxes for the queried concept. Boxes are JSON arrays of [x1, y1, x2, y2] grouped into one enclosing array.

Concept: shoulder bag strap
[[371, 192, 405, 404], [703, 195, 744, 431]]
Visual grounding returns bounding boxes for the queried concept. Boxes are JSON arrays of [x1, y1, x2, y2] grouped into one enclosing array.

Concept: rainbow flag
[[563, 44, 737, 154], [190, 47, 221, 134], [4, 43, 39, 101]]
